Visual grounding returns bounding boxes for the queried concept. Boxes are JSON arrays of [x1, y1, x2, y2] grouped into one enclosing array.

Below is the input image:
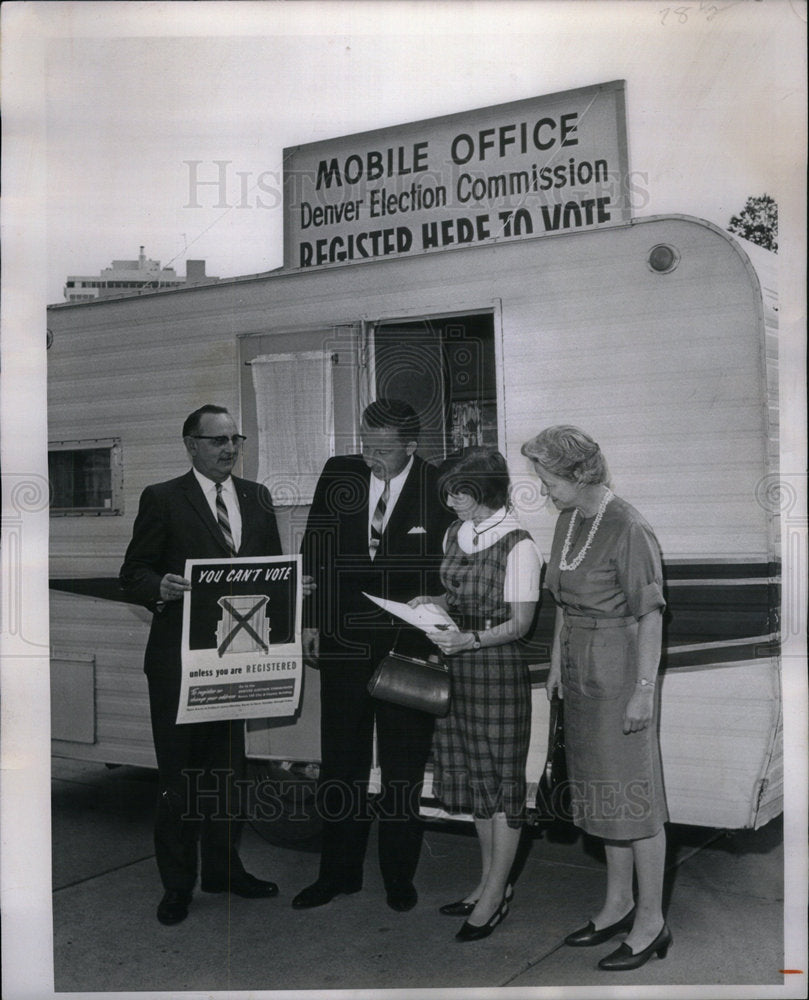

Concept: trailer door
[[239, 324, 362, 764]]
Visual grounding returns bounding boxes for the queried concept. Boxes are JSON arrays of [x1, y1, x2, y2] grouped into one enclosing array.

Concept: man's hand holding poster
[[178, 554, 302, 724]]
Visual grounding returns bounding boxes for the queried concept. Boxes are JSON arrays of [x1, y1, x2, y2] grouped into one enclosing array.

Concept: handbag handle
[[390, 625, 445, 667], [385, 649, 448, 671]]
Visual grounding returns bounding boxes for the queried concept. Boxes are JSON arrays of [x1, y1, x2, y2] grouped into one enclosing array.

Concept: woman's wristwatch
[[470, 631, 482, 650]]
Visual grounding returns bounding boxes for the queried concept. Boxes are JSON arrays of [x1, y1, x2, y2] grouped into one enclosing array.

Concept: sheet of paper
[[362, 592, 459, 632]]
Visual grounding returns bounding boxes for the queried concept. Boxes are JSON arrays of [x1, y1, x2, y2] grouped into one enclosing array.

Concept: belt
[[563, 613, 636, 629]]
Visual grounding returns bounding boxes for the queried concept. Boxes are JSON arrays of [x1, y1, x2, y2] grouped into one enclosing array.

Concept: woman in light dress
[[522, 425, 670, 972]]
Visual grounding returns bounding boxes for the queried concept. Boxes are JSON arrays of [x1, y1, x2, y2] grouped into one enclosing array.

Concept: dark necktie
[[215, 482, 237, 555], [369, 481, 390, 559]]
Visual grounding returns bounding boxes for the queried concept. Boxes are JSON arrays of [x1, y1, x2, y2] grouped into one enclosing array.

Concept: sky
[[35, 0, 805, 304], [1, 3, 807, 999]]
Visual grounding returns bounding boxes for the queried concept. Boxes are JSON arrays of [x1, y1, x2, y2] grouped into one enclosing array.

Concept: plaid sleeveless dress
[[431, 522, 532, 827]]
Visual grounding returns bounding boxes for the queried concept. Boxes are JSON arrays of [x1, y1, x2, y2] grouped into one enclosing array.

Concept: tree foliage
[[728, 194, 778, 252]]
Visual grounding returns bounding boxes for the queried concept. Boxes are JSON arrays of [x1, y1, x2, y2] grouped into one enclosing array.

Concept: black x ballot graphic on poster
[[217, 597, 269, 656]]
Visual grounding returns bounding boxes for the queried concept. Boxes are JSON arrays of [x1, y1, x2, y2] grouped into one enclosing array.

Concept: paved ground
[[42, 757, 800, 997]]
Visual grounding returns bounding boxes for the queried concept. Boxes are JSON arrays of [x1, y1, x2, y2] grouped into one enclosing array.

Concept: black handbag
[[367, 650, 451, 717], [534, 695, 573, 823]]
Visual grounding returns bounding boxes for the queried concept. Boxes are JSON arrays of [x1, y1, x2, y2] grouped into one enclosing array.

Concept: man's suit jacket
[[301, 454, 451, 663], [120, 470, 282, 677]]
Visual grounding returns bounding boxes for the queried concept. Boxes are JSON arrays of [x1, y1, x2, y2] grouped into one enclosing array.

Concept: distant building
[[63, 246, 218, 302]]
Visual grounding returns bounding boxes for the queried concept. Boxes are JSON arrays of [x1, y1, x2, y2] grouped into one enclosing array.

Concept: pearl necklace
[[559, 488, 614, 571]]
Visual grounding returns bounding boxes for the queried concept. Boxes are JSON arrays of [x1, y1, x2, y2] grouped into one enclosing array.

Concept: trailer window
[[48, 438, 123, 515]]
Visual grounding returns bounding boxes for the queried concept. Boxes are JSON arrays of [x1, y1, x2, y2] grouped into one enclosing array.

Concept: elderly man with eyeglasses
[[120, 404, 289, 926]]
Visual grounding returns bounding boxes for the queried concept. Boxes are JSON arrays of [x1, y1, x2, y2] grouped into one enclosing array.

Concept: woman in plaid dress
[[410, 449, 541, 941]]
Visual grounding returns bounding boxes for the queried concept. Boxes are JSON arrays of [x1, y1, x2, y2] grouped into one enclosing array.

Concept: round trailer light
[[648, 244, 679, 273]]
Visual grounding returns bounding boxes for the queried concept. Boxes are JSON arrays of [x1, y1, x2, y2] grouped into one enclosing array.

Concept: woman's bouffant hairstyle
[[520, 425, 610, 486], [438, 448, 512, 510]]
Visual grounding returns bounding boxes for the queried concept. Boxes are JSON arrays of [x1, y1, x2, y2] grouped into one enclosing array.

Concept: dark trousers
[[317, 664, 435, 891], [147, 669, 247, 894]]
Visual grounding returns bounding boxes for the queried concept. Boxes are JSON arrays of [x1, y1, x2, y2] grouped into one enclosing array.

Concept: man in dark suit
[[293, 398, 452, 912], [120, 404, 284, 926]]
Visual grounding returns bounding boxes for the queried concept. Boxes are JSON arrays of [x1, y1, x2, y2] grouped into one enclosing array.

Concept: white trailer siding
[[48, 303, 242, 577], [47, 215, 780, 827], [48, 295, 245, 765], [50, 595, 155, 767], [658, 660, 782, 829], [500, 218, 772, 560]]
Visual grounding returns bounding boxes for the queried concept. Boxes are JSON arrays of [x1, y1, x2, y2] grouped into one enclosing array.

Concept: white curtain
[[251, 350, 334, 506]]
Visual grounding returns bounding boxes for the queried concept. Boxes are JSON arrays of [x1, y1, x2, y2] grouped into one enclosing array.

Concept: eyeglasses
[[191, 435, 247, 447]]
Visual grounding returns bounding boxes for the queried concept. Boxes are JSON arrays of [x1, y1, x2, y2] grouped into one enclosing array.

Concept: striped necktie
[[369, 481, 390, 559], [215, 482, 237, 555]]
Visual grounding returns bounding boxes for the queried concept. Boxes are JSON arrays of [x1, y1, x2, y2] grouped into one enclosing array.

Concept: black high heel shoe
[[598, 923, 672, 971], [564, 906, 635, 947], [455, 892, 511, 942], [440, 898, 477, 917], [440, 883, 513, 917]]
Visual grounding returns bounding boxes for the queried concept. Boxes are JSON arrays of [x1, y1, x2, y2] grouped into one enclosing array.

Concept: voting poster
[[177, 555, 302, 723]]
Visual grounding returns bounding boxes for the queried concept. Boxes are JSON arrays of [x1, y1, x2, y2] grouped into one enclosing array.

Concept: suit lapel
[[379, 457, 422, 551], [233, 477, 257, 555], [333, 460, 373, 557], [352, 463, 373, 555], [180, 470, 232, 555]]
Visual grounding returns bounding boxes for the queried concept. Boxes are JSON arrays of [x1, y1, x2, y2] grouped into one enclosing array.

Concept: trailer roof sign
[[284, 80, 630, 270]]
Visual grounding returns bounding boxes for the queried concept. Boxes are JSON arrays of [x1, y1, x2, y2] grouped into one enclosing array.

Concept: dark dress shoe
[[598, 923, 672, 971], [440, 898, 477, 917], [291, 878, 362, 909], [386, 883, 418, 912], [201, 872, 279, 898], [564, 907, 635, 946], [440, 882, 513, 917], [157, 890, 191, 926], [455, 893, 510, 942]]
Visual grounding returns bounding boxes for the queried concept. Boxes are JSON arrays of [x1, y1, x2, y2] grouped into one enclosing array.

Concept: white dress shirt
[[193, 467, 243, 552], [367, 456, 414, 545]]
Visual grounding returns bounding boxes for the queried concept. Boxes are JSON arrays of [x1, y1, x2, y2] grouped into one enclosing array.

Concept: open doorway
[[371, 312, 498, 463]]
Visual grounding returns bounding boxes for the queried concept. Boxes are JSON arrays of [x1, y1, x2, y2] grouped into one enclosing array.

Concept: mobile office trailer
[[47, 213, 781, 831]]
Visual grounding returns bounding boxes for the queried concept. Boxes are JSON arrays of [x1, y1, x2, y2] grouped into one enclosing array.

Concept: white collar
[[193, 467, 233, 494], [370, 455, 413, 495], [456, 507, 521, 552]]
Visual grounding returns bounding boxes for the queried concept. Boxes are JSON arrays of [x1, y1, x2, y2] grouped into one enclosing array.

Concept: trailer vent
[[648, 244, 680, 273]]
